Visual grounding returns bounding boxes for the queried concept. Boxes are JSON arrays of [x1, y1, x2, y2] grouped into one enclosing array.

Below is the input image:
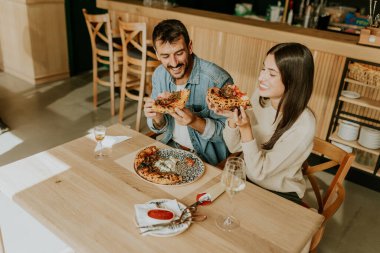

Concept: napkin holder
[[358, 27, 380, 48]]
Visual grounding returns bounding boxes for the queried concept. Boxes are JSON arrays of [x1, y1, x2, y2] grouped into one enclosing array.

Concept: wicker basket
[[348, 62, 380, 87]]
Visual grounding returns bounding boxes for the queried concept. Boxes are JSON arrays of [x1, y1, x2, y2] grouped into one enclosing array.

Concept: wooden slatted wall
[[110, 10, 352, 139]]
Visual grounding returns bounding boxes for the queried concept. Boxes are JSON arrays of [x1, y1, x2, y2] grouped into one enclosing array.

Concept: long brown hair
[[260, 43, 314, 150]]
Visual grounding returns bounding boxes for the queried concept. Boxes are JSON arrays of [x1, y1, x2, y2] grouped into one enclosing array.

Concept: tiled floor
[[0, 71, 379, 252]]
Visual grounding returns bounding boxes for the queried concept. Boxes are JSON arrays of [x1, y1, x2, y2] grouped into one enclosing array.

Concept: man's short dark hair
[[152, 19, 190, 48]]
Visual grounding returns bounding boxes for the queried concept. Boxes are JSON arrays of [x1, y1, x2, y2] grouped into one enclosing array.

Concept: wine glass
[[216, 157, 246, 231], [94, 125, 106, 159]]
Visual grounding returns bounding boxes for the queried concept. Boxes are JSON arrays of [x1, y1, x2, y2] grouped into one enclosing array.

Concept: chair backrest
[[82, 9, 121, 60], [119, 21, 148, 78], [118, 20, 160, 131], [303, 137, 355, 252], [118, 20, 159, 77]]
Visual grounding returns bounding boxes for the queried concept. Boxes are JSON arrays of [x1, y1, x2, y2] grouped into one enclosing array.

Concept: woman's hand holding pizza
[[229, 106, 250, 128], [206, 97, 235, 118], [228, 106, 254, 142]]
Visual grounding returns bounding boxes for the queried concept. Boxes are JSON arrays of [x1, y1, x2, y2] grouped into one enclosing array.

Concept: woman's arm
[[222, 120, 242, 153], [243, 115, 315, 183]]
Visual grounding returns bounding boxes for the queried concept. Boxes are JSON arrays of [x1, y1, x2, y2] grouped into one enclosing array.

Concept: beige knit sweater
[[223, 90, 315, 198]]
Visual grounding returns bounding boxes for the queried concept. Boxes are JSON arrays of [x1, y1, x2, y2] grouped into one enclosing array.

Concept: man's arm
[[145, 71, 169, 133]]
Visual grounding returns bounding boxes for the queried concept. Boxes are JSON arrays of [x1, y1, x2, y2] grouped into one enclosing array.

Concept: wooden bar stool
[[82, 9, 123, 116], [118, 20, 160, 131], [0, 228, 5, 253]]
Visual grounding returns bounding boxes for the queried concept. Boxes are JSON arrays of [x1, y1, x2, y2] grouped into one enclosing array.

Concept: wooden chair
[[82, 9, 123, 116], [0, 228, 5, 253], [303, 137, 355, 252], [118, 19, 160, 131]]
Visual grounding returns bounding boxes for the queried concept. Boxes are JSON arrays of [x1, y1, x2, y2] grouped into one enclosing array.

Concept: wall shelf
[[329, 132, 380, 156], [327, 58, 380, 179], [344, 78, 380, 89], [338, 96, 380, 111]]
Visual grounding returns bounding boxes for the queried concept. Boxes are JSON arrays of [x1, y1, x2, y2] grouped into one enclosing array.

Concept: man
[[143, 19, 233, 166]]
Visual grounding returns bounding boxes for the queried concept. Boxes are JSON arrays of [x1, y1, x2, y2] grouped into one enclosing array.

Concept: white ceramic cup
[[338, 120, 360, 141]]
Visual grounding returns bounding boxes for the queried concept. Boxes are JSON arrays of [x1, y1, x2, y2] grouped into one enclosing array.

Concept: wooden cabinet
[[0, 0, 69, 85], [328, 59, 380, 176]]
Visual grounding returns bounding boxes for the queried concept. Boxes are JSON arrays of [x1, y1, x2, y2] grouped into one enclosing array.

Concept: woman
[[209, 43, 315, 204]]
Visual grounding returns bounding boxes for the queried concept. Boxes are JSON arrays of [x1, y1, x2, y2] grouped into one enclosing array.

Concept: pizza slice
[[134, 146, 159, 169], [134, 146, 183, 185], [151, 89, 190, 114], [207, 84, 251, 111]]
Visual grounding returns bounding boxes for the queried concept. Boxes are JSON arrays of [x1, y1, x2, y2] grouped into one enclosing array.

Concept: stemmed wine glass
[[216, 157, 246, 231], [94, 125, 106, 159]]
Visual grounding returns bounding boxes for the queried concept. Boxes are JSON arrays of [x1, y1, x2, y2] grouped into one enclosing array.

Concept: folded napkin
[[86, 134, 131, 152], [135, 199, 188, 236], [197, 183, 226, 205]]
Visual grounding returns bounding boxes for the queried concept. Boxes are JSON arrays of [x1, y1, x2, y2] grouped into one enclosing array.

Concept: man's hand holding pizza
[[143, 97, 166, 129], [169, 107, 206, 134]]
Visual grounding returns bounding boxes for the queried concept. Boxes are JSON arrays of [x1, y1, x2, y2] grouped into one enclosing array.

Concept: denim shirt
[[147, 55, 233, 165]]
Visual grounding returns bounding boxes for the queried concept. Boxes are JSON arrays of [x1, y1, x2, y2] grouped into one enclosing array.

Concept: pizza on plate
[[151, 89, 190, 114], [207, 84, 251, 111], [134, 146, 183, 185]]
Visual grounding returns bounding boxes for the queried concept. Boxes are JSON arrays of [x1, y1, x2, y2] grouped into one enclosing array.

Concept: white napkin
[[135, 199, 187, 236], [198, 183, 226, 203], [86, 134, 131, 152]]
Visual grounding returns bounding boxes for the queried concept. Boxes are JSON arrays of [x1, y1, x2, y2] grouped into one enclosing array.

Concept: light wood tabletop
[[0, 124, 323, 253]]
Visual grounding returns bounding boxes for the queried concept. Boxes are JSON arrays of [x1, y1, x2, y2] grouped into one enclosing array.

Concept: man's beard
[[167, 63, 187, 79]]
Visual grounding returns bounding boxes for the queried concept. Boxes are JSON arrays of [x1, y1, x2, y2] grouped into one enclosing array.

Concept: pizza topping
[[185, 157, 195, 166], [154, 157, 179, 173], [220, 84, 246, 99], [155, 91, 181, 106], [220, 85, 234, 98]]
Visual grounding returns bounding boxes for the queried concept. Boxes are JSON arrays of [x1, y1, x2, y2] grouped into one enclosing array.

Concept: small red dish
[[147, 209, 175, 221]]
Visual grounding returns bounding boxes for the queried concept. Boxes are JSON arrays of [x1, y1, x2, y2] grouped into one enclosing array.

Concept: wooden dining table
[[0, 124, 323, 253]]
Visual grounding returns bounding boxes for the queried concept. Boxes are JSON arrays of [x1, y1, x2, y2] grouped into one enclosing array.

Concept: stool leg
[[93, 54, 98, 110], [109, 58, 115, 116], [135, 73, 146, 131], [0, 228, 5, 253], [110, 86, 115, 116], [119, 79, 126, 123]]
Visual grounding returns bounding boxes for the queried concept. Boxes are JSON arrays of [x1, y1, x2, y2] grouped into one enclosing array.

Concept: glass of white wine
[[94, 125, 106, 160], [216, 157, 246, 231]]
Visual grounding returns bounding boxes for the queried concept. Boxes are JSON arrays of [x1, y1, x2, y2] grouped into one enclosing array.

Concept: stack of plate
[[358, 127, 380, 149], [338, 120, 360, 141], [331, 141, 353, 153]]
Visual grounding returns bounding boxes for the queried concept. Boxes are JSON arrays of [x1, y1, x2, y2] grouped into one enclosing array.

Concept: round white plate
[[342, 90, 360, 99], [137, 199, 192, 237]]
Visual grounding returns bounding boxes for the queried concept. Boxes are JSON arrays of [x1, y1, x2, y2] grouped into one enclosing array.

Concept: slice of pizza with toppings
[[151, 89, 190, 114], [207, 84, 251, 111], [134, 146, 159, 169], [134, 146, 183, 185]]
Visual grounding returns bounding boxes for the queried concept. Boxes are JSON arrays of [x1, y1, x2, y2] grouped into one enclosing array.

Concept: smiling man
[[143, 19, 233, 165]]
